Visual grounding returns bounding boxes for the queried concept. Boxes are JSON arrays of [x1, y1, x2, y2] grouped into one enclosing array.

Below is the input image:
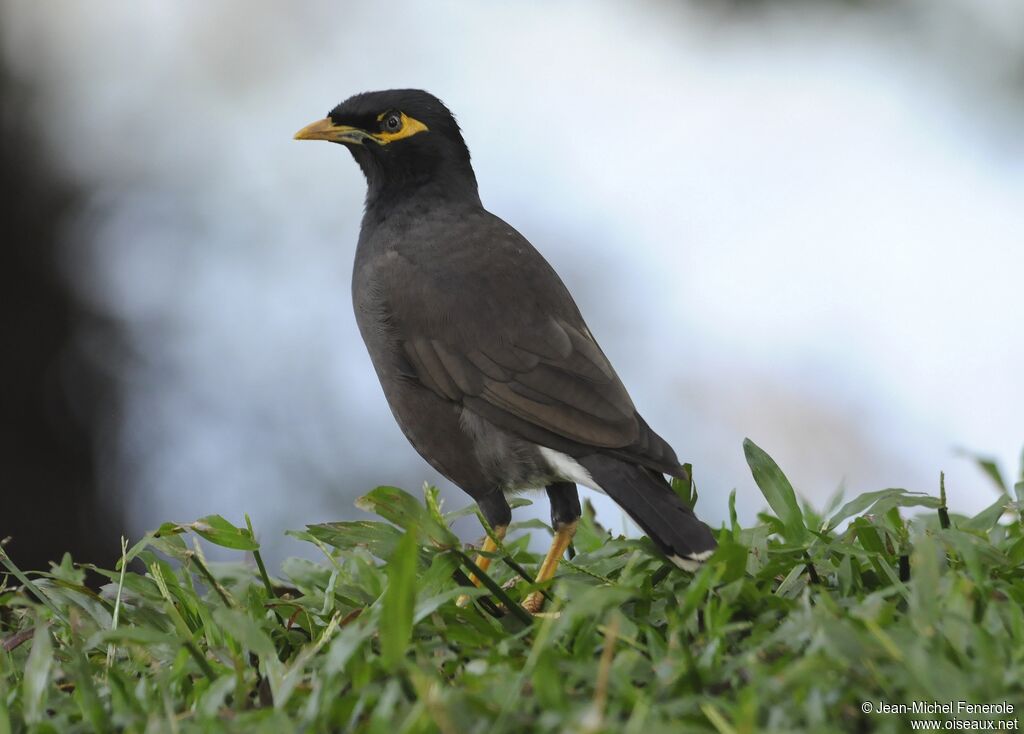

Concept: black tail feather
[[579, 454, 716, 568]]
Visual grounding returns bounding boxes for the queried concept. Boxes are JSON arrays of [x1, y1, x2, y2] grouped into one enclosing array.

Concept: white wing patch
[[537, 447, 605, 493], [669, 548, 715, 571]]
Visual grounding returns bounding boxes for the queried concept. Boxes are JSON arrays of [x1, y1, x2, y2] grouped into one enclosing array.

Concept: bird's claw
[[521, 591, 545, 615]]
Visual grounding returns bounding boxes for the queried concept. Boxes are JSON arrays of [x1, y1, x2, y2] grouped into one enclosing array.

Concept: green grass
[[1, 439, 1022, 733]]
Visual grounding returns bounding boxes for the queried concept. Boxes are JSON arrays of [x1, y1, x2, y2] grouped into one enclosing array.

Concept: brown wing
[[368, 210, 681, 473], [401, 317, 639, 448]]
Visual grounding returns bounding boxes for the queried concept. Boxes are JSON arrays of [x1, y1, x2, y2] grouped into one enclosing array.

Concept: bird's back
[[352, 202, 683, 475], [354, 203, 585, 346]]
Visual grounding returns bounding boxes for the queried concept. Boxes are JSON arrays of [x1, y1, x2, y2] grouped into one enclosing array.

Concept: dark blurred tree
[[0, 55, 122, 574]]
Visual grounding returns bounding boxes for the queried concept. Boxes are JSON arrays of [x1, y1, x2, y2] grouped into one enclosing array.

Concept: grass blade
[[743, 438, 806, 542], [22, 624, 52, 725], [381, 526, 419, 671]]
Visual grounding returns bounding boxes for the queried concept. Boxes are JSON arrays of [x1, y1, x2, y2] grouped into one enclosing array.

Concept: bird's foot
[[521, 592, 560, 618], [456, 526, 507, 607], [521, 591, 545, 615], [519, 521, 577, 615]]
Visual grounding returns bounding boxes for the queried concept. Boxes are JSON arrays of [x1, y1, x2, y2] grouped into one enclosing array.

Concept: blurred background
[[2, 0, 1021, 571]]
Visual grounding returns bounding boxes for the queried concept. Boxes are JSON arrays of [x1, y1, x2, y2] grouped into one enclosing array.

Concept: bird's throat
[[353, 147, 481, 214]]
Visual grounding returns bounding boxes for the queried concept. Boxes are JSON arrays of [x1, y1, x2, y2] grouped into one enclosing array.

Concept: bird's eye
[[383, 113, 403, 133]]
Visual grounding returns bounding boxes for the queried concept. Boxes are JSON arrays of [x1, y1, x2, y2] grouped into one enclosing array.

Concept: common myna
[[295, 89, 716, 612]]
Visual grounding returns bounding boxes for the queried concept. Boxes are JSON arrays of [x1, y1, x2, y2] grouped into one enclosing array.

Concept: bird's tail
[[579, 454, 717, 570]]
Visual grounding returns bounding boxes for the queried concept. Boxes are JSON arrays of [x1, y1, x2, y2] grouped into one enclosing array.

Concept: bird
[[294, 89, 716, 613]]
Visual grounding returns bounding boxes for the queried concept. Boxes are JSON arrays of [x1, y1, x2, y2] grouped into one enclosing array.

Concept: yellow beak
[[293, 118, 371, 145]]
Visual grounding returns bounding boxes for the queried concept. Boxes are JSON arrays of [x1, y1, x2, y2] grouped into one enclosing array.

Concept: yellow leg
[[456, 525, 507, 607], [522, 521, 577, 614]]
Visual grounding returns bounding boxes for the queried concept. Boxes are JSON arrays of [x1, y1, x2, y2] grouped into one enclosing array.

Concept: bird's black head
[[295, 89, 479, 209]]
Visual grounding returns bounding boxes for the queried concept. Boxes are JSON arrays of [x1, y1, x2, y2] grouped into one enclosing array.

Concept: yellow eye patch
[[372, 112, 429, 144]]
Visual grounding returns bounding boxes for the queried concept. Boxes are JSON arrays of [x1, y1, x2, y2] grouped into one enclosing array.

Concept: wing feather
[[369, 212, 679, 471], [402, 316, 638, 448]]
